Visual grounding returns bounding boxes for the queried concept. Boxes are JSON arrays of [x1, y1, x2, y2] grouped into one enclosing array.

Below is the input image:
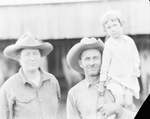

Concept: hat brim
[[4, 42, 53, 60], [67, 41, 104, 74]]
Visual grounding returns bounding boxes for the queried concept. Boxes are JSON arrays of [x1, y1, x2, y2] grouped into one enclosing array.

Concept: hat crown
[[80, 37, 98, 44], [16, 32, 41, 46], [4, 32, 53, 60]]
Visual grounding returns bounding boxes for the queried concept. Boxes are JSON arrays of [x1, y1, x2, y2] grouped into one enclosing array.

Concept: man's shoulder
[[42, 71, 59, 83], [68, 80, 85, 94], [0, 73, 21, 91], [4, 73, 20, 84]]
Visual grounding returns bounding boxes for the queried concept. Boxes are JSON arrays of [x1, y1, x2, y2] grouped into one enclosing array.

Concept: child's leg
[[106, 79, 125, 106], [106, 79, 125, 119], [113, 93, 124, 106], [124, 94, 136, 111], [124, 88, 137, 111]]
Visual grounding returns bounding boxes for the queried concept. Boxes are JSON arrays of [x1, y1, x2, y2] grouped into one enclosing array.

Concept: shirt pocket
[[16, 95, 35, 103], [15, 95, 36, 116]]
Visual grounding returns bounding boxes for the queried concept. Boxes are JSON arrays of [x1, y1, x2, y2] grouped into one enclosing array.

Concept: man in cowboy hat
[[66, 37, 137, 119], [0, 32, 61, 119]]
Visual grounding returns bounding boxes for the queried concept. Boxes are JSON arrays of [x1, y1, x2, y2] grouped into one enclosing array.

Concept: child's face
[[105, 19, 122, 39]]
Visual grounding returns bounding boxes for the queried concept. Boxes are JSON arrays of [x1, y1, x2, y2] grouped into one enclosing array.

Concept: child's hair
[[101, 10, 126, 32]]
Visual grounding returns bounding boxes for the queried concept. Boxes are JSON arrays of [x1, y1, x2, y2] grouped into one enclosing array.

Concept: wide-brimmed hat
[[3, 32, 53, 60], [67, 37, 104, 74]]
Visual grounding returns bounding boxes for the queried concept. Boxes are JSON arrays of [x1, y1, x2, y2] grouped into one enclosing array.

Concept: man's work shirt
[[0, 68, 61, 119], [67, 79, 137, 119], [67, 79, 115, 119]]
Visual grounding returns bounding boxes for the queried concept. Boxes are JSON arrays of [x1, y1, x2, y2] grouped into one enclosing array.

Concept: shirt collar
[[84, 79, 100, 89], [19, 68, 50, 85], [84, 79, 91, 89]]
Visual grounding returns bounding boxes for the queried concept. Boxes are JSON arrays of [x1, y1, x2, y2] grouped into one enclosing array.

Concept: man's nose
[[111, 26, 115, 32], [29, 54, 35, 60], [89, 59, 95, 65]]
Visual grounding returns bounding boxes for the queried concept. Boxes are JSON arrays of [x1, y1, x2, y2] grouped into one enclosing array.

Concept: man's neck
[[24, 69, 39, 77], [86, 75, 100, 84], [23, 69, 41, 86]]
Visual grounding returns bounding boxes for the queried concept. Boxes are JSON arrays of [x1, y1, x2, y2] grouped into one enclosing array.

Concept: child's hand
[[97, 81, 105, 96], [98, 86, 105, 96], [133, 68, 140, 77]]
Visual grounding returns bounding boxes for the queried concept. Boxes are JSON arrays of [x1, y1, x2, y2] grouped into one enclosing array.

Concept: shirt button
[[43, 112, 47, 117], [39, 99, 42, 103]]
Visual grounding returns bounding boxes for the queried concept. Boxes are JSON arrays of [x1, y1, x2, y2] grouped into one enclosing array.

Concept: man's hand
[[97, 103, 123, 118]]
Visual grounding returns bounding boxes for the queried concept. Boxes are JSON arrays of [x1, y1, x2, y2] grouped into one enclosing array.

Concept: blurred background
[[0, 0, 149, 118]]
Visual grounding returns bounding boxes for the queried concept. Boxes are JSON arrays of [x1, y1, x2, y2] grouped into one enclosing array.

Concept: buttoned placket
[[90, 83, 106, 119], [31, 80, 47, 119], [89, 82, 106, 119], [20, 68, 53, 119], [34, 88, 49, 119]]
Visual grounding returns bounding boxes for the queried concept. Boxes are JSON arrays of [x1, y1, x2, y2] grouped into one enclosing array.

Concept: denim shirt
[[0, 68, 61, 119]]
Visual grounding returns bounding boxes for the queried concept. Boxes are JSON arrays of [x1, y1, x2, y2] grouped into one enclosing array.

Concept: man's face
[[105, 20, 122, 39], [18, 49, 41, 72], [79, 49, 102, 77]]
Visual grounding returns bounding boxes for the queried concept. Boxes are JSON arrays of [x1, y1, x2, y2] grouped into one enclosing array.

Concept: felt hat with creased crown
[[67, 37, 104, 74], [3, 32, 53, 60]]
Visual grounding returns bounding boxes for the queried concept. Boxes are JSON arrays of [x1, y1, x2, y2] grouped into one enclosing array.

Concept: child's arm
[[100, 42, 112, 84], [130, 38, 141, 77], [98, 81, 106, 96]]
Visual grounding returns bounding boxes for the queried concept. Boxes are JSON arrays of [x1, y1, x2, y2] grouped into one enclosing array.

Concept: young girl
[[99, 10, 140, 118]]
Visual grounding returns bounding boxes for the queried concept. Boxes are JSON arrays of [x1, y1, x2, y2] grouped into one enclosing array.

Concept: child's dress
[[100, 35, 140, 99]]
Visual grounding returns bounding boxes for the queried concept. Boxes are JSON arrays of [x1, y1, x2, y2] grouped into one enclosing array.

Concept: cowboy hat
[[67, 37, 104, 74], [3, 32, 53, 60]]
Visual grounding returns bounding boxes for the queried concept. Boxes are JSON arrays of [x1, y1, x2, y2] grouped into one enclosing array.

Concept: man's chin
[[89, 72, 100, 77], [28, 67, 38, 72]]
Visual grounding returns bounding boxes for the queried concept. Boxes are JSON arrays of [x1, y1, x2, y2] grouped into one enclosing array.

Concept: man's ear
[[78, 59, 83, 68]]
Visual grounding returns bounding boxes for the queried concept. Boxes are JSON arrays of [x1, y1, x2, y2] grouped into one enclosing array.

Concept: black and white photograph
[[0, 0, 149, 119]]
